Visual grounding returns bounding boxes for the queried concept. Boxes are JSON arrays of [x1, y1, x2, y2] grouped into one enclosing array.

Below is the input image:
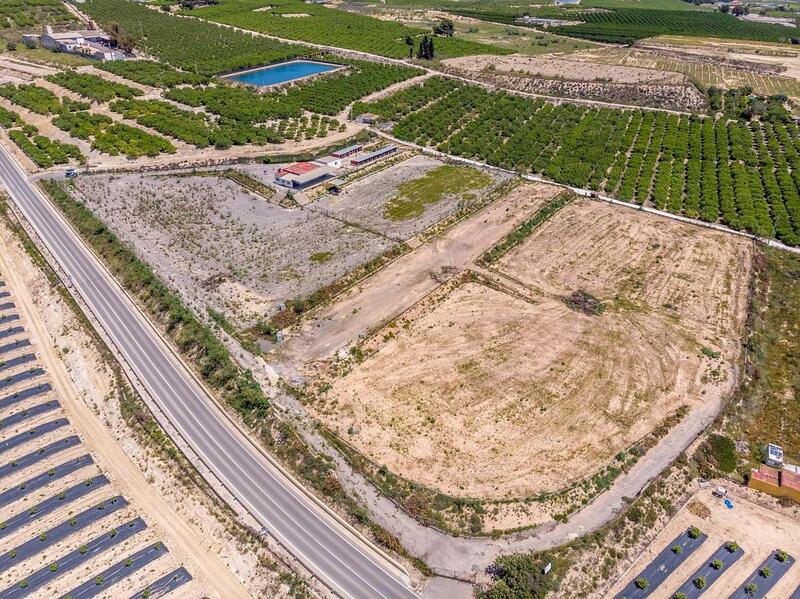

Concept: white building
[[313, 155, 343, 168], [40, 26, 126, 61], [766, 443, 785, 468]]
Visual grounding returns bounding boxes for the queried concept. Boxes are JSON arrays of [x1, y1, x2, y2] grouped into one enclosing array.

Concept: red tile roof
[[278, 162, 319, 176]]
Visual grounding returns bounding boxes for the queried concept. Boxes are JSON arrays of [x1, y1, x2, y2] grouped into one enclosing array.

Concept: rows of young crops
[[52, 111, 176, 158], [98, 61, 209, 88], [360, 78, 800, 245], [0, 110, 84, 168], [163, 59, 420, 122], [188, 0, 505, 59], [81, 0, 307, 76], [46, 72, 143, 103]]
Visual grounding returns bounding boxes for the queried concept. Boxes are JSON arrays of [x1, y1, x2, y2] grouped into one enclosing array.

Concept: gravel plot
[[314, 155, 510, 240], [72, 173, 394, 325]]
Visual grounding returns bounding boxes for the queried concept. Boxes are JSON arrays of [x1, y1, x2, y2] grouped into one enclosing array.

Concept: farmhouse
[[275, 162, 334, 189], [350, 145, 397, 166], [40, 26, 126, 61]]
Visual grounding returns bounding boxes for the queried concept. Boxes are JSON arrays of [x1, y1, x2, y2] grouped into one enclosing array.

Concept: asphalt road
[[0, 144, 417, 599]]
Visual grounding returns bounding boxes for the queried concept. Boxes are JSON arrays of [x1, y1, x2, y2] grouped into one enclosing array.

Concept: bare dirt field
[[275, 181, 561, 373], [71, 172, 393, 325], [314, 155, 511, 241], [442, 54, 686, 85], [608, 486, 800, 598], [437, 64, 706, 112], [312, 199, 752, 500]]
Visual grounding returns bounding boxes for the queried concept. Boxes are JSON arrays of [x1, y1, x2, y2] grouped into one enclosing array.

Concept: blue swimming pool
[[224, 60, 340, 86]]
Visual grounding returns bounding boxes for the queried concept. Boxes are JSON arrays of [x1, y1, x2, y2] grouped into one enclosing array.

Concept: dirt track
[[274, 181, 561, 374]]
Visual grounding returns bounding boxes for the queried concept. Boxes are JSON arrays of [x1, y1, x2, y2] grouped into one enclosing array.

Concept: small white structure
[[350, 145, 397, 166], [766, 443, 785, 468], [313, 155, 343, 168]]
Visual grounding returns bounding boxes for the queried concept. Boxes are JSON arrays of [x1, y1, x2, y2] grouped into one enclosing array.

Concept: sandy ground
[[609, 487, 800, 598], [442, 54, 685, 85], [276, 181, 562, 373], [0, 212, 302, 597], [71, 172, 393, 326], [637, 36, 800, 82], [313, 199, 752, 499]]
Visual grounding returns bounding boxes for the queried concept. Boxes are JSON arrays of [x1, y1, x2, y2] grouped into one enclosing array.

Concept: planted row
[[46, 72, 143, 103], [52, 112, 175, 158], [98, 60, 208, 88], [383, 78, 800, 245], [7, 126, 84, 169]]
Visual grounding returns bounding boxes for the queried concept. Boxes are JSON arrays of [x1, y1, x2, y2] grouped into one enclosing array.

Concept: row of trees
[[353, 77, 462, 122], [0, 84, 62, 115], [109, 98, 284, 149], [99, 60, 208, 88], [178, 0, 502, 60], [52, 111, 176, 158], [7, 127, 83, 168], [383, 78, 800, 245], [46, 72, 143, 103]]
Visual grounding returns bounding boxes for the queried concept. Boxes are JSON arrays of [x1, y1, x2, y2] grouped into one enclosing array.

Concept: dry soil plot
[[315, 200, 752, 499], [314, 155, 510, 241], [442, 54, 686, 85], [608, 487, 800, 598], [72, 173, 393, 325]]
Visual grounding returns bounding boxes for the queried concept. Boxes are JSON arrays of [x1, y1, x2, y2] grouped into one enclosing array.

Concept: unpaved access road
[[274, 182, 562, 374]]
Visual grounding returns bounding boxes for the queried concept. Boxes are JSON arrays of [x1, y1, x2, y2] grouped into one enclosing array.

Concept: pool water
[[224, 60, 339, 86]]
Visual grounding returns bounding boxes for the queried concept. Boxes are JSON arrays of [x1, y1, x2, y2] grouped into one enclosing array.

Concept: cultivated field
[[313, 199, 752, 499], [443, 54, 687, 85], [71, 172, 395, 326], [609, 487, 800, 598], [574, 46, 800, 98]]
